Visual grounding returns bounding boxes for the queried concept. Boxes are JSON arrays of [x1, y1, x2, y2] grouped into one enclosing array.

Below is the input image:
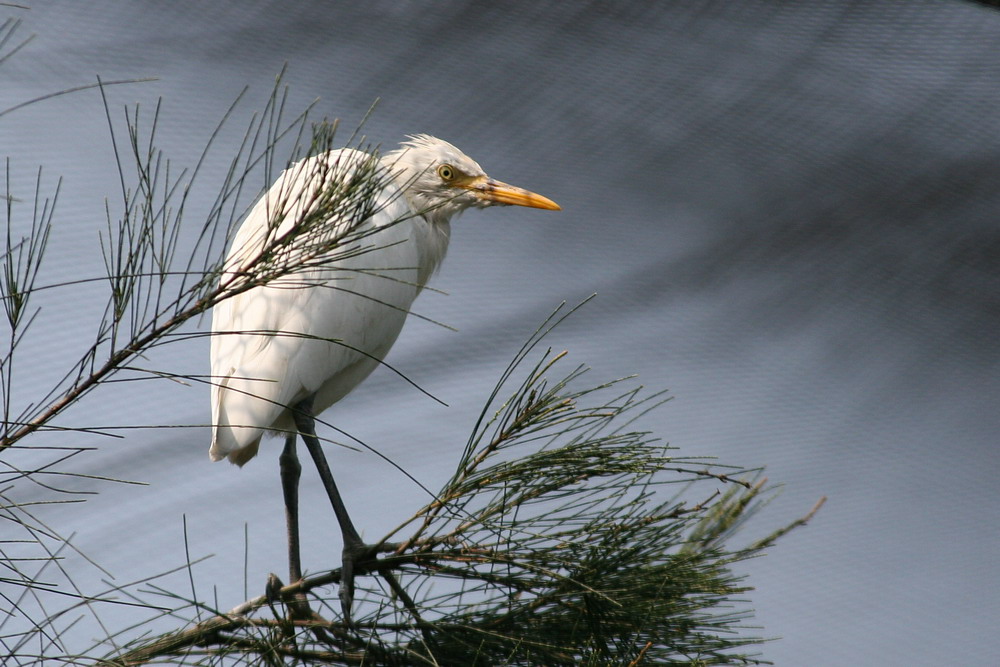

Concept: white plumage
[[209, 135, 559, 465]]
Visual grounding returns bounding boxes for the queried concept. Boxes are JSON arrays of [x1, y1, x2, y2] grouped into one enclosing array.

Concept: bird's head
[[383, 134, 560, 223]]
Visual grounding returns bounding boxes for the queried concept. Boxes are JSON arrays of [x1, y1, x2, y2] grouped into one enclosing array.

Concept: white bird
[[209, 134, 559, 619]]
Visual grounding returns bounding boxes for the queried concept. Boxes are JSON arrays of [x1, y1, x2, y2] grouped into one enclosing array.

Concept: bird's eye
[[437, 164, 456, 182]]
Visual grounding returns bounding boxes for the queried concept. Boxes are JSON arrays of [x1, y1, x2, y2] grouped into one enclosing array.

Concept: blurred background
[[3, 1, 998, 664]]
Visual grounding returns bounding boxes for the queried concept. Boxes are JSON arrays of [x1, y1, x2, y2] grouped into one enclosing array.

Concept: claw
[[339, 540, 383, 624], [339, 546, 357, 622]]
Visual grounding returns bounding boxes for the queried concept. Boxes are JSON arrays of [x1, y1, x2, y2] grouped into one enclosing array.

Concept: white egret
[[209, 134, 559, 619]]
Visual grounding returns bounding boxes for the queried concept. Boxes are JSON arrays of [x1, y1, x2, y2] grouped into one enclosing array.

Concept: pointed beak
[[462, 176, 561, 211]]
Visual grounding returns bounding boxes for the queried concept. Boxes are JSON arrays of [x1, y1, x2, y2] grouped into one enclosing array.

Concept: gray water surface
[[3, 2, 998, 664]]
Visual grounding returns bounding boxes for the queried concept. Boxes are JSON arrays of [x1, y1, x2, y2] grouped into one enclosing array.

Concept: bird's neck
[[416, 218, 450, 287]]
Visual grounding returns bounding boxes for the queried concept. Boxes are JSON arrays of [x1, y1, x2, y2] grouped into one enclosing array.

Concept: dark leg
[[291, 396, 372, 623], [280, 434, 304, 583], [279, 433, 311, 618]]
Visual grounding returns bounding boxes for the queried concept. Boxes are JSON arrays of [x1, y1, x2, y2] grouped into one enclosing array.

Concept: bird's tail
[[210, 431, 262, 467]]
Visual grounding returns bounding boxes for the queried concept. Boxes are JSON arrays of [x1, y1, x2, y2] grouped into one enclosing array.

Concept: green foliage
[[107, 312, 814, 666]]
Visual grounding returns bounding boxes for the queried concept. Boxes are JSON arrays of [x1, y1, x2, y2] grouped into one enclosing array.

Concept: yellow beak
[[462, 176, 561, 211]]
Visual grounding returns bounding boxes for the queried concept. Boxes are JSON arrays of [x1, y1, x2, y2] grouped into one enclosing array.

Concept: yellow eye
[[437, 164, 456, 182]]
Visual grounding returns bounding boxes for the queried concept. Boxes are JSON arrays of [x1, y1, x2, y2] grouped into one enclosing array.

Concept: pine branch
[[99, 340, 821, 666], [0, 79, 394, 454]]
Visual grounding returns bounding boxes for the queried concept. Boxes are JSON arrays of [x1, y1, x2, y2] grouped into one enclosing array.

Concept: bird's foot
[[264, 573, 336, 643], [339, 539, 403, 624]]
